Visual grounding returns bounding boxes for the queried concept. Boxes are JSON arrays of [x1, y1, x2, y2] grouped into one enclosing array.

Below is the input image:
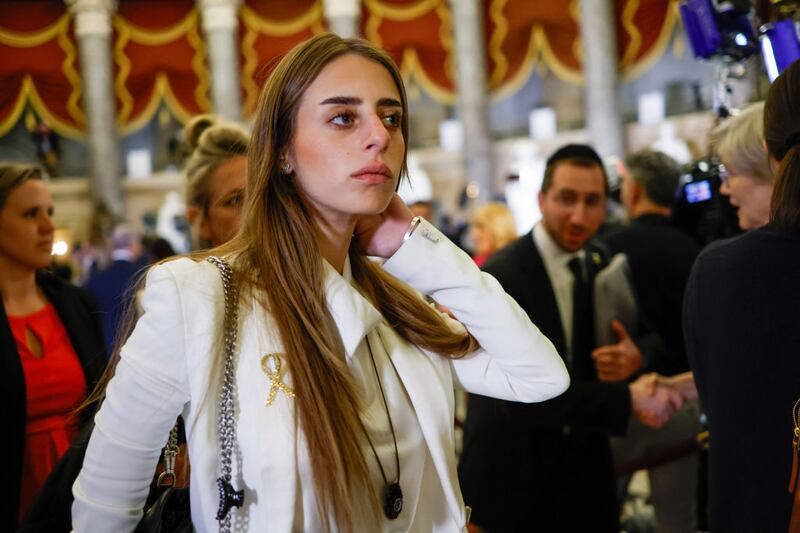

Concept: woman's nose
[[364, 115, 390, 152]]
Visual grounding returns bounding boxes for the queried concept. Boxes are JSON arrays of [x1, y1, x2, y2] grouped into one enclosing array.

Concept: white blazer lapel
[[373, 325, 467, 530]]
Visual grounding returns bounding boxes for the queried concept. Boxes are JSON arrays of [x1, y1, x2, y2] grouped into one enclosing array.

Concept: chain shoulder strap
[[206, 256, 244, 532]]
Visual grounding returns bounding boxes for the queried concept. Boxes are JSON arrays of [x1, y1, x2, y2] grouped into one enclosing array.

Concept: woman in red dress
[[0, 164, 105, 531]]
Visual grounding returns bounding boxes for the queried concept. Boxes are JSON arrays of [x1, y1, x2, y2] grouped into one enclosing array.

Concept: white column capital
[[323, 0, 360, 19], [198, 0, 242, 32], [66, 0, 116, 37]]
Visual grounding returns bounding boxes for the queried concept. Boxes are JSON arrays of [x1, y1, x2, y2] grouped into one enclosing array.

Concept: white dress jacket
[[72, 219, 569, 532]]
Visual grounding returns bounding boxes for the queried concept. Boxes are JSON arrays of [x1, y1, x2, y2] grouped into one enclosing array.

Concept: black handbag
[[134, 424, 191, 533], [134, 257, 243, 533], [134, 486, 192, 533]]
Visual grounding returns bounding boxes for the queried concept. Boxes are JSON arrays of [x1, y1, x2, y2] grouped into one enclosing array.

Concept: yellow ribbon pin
[[260, 353, 295, 406]]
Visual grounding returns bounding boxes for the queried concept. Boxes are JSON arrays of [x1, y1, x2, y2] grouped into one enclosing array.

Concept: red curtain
[[0, 0, 678, 138]]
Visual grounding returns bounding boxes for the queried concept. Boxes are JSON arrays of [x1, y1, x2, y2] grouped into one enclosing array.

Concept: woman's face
[[719, 163, 773, 230], [287, 53, 405, 226], [200, 155, 247, 247], [0, 180, 55, 272], [471, 224, 495, 257]]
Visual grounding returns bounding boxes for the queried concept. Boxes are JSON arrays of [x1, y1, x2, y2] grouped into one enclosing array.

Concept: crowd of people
[[1, 33, 799, 532]]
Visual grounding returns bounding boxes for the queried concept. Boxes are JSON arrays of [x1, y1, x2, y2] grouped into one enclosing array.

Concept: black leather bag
[[134, 487, 192, 533]]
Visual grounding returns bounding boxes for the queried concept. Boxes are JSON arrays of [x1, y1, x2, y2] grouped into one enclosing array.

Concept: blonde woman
[[183, 115, 248, 249], [470, 202, 517, 267], [711, 102, 774, 230], [72, 34, 568, 532]]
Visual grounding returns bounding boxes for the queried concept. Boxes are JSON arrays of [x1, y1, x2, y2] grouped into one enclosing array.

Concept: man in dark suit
[[603, 150, 701, 377], [458, 145, 681, 532], [601, 150, 703, 533], [84, 225, 143, 355]]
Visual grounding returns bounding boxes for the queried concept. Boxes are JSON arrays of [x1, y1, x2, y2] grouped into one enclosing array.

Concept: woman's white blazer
[[72, 219, 569, 532]]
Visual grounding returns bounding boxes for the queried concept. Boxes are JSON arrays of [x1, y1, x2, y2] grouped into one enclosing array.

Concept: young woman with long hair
[[71, 34, 568, 532]]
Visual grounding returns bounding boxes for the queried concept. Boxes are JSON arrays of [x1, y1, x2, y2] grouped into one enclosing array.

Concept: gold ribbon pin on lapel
[[260, 353, 295, 406]]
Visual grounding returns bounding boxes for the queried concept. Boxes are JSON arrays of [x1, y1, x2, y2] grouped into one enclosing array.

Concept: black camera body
[[672, 158, 741, 245]]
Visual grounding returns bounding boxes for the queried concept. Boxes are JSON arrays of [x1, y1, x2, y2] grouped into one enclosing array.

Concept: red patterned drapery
[[0, 0, 678, 138]]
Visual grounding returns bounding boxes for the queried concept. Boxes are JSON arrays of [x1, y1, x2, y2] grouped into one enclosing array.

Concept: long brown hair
[[211, 33, 477, 530], [764, 59, 800, 234]]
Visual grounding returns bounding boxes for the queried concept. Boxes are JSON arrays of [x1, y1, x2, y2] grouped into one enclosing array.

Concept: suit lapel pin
[[260, 353, 295, 406], [592, 252, 602, 266]]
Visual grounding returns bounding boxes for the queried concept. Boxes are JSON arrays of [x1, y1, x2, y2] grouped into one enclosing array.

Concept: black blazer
[[685, 227, 800, 532], [602, 214, 701, 376], [458, 233, 631, 532], [1, 272, 105, 532]]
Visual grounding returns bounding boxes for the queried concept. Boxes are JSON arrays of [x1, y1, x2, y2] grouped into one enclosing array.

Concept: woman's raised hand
[[355, 193, 415, 258]]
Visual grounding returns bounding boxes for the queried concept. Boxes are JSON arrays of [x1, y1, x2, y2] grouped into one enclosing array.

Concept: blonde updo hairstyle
[[183, 115, 248, 248]]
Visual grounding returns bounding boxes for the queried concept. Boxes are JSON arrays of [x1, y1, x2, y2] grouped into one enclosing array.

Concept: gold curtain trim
[[537, 26, 584, 85], [240, 25, 261, 117], [0, 76, 86, 139], [0, 13, 68, 47], [400, 49, 455, 104], [488, 0, 510, 88], [118, 73, 202, 135], [0, 14, 85, 138], [366, 1, 454, 103], [364, 10, 384, 47], [620, 0, 643, 68], [363, 0, 440, 21], [622, 0, 679, 81], [113, 19, 135, 126], [115, 10, 198, 46], [488, 1, 586, 96], [436, 3, 456, 85], [569, 0, 583, 65], [57, 21, 85, 126], [113, 9, 209, 133], [186, 18, 211, 112], [240, 3, 322, 36], [239, 3, 324, 117], [0, 77, 33, 137], [489, 23, 540, 101]]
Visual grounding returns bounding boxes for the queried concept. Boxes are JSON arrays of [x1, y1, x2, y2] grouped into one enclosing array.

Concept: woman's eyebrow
[[320, 96, 359, 105], [319, 96, 402, 108]]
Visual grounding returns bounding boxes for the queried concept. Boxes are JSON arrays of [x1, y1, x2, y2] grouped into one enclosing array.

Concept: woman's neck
[[313, 212, 357, 274], [0, 258, 44, 316]]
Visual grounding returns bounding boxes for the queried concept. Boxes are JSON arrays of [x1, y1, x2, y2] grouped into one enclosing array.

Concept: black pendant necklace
[[363, 334, 403, 520]]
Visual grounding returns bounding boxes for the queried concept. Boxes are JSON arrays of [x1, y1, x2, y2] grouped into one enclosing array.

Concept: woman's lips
[[351, 163, 392, 185]]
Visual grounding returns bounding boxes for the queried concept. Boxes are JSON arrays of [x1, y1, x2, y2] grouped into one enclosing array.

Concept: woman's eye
[[23, 209, 37, 218], [331, 112, 353, 127], [224, 194, 243, 207], [383, 113, 401, 128]]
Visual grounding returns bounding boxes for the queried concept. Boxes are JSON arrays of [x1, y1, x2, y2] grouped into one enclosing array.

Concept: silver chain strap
[[156, 425, 180, 488], [206, 256, 243, 533]]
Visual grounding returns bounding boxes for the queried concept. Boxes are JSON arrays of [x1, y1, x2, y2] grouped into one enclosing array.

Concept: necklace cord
[[362, 333, 401, 485]]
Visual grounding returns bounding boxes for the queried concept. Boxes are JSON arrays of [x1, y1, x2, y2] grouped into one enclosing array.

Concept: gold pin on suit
[[260, 353, 295, 405]]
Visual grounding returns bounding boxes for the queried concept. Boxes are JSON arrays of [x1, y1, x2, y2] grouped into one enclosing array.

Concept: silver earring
[[282, 163, 292, 175]]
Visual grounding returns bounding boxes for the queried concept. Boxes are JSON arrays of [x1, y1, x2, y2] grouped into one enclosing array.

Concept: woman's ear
[[280, 149, 294, 175]]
